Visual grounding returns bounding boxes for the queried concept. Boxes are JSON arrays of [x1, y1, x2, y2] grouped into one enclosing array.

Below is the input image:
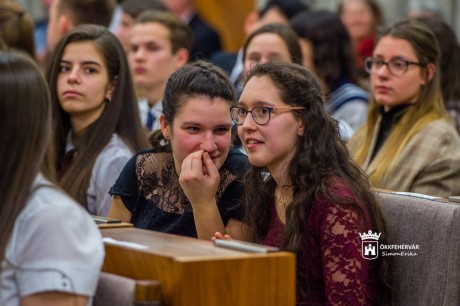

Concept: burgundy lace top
[[262, 181, 378, 306]]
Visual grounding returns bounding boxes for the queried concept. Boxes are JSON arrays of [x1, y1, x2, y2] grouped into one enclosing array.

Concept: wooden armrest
[[135, 279, 161, 302]]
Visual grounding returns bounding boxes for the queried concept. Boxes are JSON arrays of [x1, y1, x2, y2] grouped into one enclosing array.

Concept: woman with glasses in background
[[216, 60, 390, 305], [349, 19, 460, 197]]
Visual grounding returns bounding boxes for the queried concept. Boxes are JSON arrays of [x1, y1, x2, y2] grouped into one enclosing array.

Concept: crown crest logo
[[359, 230, 381, 241]]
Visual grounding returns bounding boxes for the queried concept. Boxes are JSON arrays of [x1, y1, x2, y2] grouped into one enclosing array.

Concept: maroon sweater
[[262, 181, 378, 305]]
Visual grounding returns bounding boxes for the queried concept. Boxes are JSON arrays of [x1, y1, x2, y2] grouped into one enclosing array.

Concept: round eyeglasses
[[230, 106, 305, 126], [364, 57, 424, 76]]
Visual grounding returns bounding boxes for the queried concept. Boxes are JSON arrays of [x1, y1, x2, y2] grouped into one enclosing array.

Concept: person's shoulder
[[133, 148, 172, 171], [12, 176, 104, 285], [111, 147, 157, 176], [348, 125, 367, 154], [313, 178, 357, 207], [19, 176, 93, 226], [417, 118, 460, 143], [424, 118, 458, 132], [98, 134, 134, 158], [334, 82, 369, 101], [210, 51, 238, 73], [312, 178, 368, 223], [328, 177, 356, 198], [136, 147, 158, 155], [189, 12, 218, 34], [92, 134, 136, 172], [211, 51, 238, 65], [223, 148, 249, 176]]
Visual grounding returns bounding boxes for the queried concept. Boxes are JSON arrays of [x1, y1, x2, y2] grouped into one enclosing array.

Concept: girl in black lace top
[[109, 61, 249, 240]]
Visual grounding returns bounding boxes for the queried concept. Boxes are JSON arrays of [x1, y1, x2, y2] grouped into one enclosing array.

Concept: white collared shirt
[[65, 133, 133, 216], [0, 174, 104, 306], [138, 98, 163, 131]]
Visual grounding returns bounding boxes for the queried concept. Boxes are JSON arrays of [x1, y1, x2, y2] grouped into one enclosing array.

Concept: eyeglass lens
[[232, 107, 271, 125]]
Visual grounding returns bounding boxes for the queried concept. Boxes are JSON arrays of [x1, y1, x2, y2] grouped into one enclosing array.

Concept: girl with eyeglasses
[[109, 61, 250, 240], [216, 61, 390, 305], [349, 19, 460, 197]]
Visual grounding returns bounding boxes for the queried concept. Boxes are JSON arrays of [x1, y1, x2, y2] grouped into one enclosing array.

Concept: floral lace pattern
[[316, 200, 370, 305], [135, 152, 236, 214], [263, 182, 375, 305]]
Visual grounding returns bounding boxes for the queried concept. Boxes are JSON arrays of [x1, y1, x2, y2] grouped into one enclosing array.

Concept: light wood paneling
[[194, 0, 254, 51]]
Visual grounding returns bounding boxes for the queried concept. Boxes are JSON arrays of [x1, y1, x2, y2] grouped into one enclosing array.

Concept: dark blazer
[[210, 51, 238, 75], [189, 13, 222, 61]]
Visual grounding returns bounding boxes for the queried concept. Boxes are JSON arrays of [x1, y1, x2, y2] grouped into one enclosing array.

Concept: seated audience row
[[4, 2, 460, 305]]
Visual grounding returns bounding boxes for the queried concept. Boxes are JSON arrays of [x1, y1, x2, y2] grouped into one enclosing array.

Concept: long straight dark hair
[[290, 10, 360, 89], [46, 24, 147, 208], [0, 51, 52, 260]]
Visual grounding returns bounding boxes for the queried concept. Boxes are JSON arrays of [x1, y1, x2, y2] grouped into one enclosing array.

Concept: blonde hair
[[355, 19, 447, 185]]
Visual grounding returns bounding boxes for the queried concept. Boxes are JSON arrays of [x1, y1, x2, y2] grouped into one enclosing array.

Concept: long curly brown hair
[[241, 61, 390, 304]]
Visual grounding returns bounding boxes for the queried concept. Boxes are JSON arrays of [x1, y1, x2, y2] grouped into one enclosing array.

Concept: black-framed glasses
[[230, 106, 305, 126], [364, 57, 424, 76]]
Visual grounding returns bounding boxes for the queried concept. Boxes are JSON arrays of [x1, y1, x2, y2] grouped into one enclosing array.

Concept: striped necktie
[[146, 111, 155, 130]]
